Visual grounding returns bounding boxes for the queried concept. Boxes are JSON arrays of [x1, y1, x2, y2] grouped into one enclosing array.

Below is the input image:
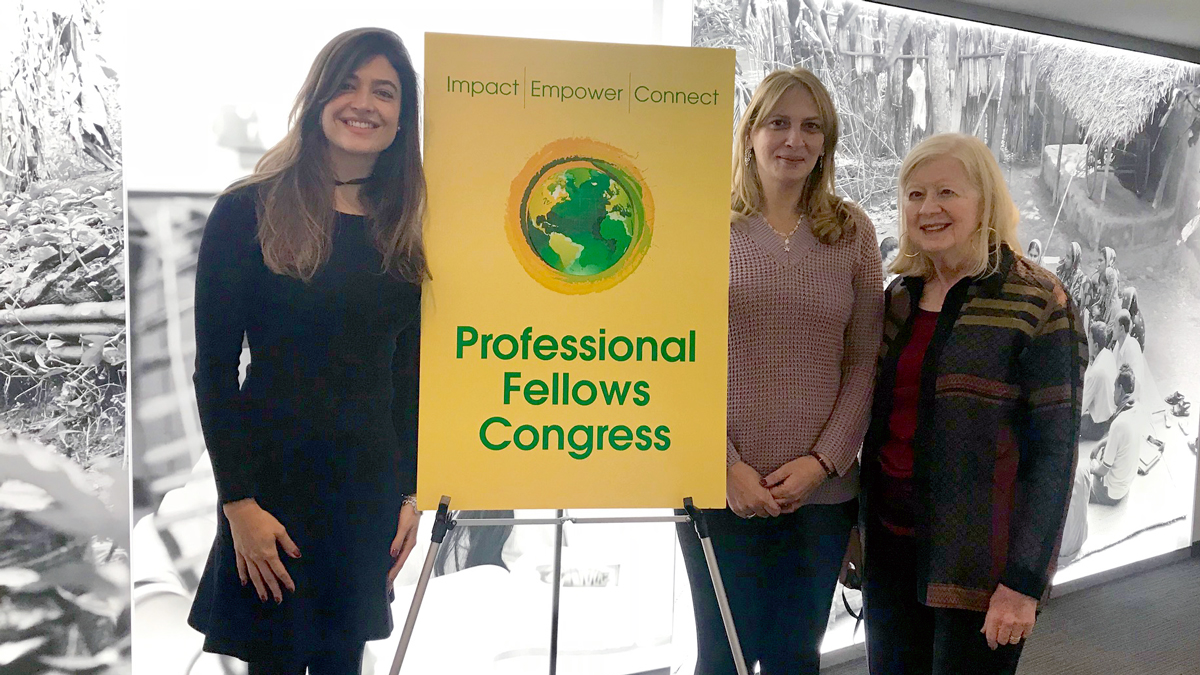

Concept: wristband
[[812, 452, 836, 478], [401, 494, 419, 512]]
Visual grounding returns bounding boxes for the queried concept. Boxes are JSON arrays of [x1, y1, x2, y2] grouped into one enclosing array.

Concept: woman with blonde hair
[[188, 28, 425, 674], [860, 133, 1084, 674], [676, 66, 883, 675]]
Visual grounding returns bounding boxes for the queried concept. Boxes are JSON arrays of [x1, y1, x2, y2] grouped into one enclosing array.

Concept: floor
[[822, 553, 1200, 675]]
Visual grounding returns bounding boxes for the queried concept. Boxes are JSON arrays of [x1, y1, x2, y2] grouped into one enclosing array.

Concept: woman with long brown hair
[[676, 67, 883, 674], [187, 28, 425, 674]]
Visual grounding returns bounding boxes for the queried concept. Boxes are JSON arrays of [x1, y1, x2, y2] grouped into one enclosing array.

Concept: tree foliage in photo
[[0, 436, 129, 674], [1, 0, 120, 193]]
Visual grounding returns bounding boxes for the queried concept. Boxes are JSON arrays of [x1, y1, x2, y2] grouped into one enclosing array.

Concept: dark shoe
[[1166, 391, 1185, 405], [1173, 401, 1191, 417]]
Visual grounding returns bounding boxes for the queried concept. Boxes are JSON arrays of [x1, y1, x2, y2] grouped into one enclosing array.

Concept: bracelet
[[401, 494, 419, 512], [812, 452, 836, 478]]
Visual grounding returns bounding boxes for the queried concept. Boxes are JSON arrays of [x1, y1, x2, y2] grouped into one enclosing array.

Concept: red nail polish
[[759, 478, 767, 487]]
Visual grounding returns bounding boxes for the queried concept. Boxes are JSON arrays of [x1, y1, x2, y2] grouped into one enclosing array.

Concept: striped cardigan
[[861, 245, 1087, 611]]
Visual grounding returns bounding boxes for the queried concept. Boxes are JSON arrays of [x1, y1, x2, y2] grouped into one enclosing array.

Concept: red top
[[877, 309, 938, 535]]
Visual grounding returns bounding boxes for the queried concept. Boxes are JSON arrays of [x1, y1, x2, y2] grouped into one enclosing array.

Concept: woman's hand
[[982, 583, 1037, 649], [387, 502, 421, 591], [727, 461, 781, 518], [222, 499, 300, 603], [764, 456, 826, 513]]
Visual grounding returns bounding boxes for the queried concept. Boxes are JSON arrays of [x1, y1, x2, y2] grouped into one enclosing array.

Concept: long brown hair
[[228, 27, 427, 282], [731, 67, 854, 244]]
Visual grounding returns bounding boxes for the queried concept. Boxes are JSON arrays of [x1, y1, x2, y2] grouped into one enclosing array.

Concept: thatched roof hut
[[1036, 40, 1199, 147]]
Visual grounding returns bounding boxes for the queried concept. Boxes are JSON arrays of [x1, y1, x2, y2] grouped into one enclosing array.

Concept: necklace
[[773, 219, 802, 253], [334, 175, 372, 187]]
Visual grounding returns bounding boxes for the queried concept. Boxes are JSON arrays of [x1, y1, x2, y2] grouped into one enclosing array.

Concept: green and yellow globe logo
[[508, 139, 653, 294]]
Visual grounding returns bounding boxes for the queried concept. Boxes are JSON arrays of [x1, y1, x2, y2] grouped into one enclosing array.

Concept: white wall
[[123, 0, 693, 193]]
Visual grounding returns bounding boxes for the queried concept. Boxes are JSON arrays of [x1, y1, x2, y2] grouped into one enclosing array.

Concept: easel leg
[[549, 508, 565, 675], [683, 498, 750, 675], [388, 495, 454, 675]]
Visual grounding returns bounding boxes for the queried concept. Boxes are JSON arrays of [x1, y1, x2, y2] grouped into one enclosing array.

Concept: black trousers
[[676, 500, 856, 675], [246, 640, 365, 675], [863, 525, 1024, 675]]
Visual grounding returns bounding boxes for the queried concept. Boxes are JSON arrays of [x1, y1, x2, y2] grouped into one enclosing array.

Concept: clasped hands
[[727, 456, 827, 518], [223, 497, 420, 603]]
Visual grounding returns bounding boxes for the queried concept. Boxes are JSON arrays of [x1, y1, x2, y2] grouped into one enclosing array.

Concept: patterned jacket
[[861, 245, 1087, 611]]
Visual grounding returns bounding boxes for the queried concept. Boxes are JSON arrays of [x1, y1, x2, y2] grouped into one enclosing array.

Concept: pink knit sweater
[[727, 207, 883, 505]]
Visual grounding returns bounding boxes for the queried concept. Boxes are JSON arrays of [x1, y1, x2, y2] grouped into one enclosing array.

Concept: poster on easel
[[417, 33, 734, 510]]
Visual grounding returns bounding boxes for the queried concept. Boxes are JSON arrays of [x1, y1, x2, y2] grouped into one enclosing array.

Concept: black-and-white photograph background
[[124, 4, 715, 674], [694, 0, 1200, 650], [0, 0, 128, 673], [118, 0, 1200, 670]]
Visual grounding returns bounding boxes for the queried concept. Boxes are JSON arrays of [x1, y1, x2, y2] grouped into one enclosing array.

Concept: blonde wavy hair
[[731, 68, 855, 244], [891, 133, 1022, 279]]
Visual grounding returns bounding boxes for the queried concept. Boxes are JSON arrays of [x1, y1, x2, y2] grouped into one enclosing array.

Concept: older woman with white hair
[[860, 133, 1086, 674]]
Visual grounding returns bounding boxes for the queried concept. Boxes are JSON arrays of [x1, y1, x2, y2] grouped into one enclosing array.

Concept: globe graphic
[[520, 160, 638, 277]]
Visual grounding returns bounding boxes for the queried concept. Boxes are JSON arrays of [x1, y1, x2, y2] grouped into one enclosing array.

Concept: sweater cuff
[[726, 437, 741, 469], [216, 484, 256, 506], [822, 439, 862, 476], [211, 448, 257, 506], [999, 566, 1047, 602]]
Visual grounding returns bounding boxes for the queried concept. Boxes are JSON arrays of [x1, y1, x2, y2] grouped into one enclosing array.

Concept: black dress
[[186, 187, 420, 665]]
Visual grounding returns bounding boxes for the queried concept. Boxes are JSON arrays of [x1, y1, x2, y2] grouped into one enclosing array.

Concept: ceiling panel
[[964, 0, 1200, 51], [868, 0, 1200, 64]]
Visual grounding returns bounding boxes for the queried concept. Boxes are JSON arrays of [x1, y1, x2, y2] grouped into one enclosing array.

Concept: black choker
[[334, 176, 371, 186]]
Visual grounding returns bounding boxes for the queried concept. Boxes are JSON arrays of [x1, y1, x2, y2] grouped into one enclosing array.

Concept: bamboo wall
[[799, 5, 1053, 162], [698, 0, 1196, 210]]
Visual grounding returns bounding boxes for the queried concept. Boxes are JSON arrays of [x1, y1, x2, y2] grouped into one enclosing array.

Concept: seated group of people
[[1057, 244, 1148, 352], [1083, 352, 1148, 506], [1071, 245, 1160, 507], [1064, 243, 1161, 433], [1052, 242, 1166, 567], [1057, 318, 1152, 565]]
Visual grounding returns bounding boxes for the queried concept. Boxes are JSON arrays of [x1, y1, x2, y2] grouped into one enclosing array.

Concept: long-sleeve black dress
[[186, 187, 420, 665]]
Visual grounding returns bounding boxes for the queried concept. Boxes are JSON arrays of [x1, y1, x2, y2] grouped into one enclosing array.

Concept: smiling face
[[319, 54, 401, 171], [902, 155, 983, 267], [749, 85, 825, 190]]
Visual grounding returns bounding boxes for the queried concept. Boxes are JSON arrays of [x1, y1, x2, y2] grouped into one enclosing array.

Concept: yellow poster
[[417, 33, 733, 510]]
